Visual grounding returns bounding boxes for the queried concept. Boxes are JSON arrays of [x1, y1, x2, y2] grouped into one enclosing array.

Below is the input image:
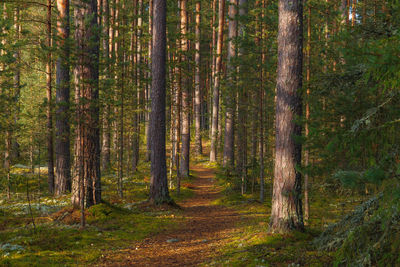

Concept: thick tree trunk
[[194, 0, 202, 156], [71, 0, 101, 208], [180, 0, 190, 178], [269, 0, 304, 233], [210, 0, 225, 162], [149, 0, 172, 205], [46, 0, 55, 194], [55, 0, 71, 195], [223, 0, 237, 168]]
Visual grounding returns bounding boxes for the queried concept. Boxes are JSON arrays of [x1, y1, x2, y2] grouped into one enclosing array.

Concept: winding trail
[[99, 164, 240, 266]]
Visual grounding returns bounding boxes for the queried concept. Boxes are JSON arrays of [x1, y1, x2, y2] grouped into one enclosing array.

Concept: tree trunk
[[304, 3, 311, 224], [210, 0, 225, 162], [145, 0, 153, 162], [194, 0, 202, 156], [71, 0, 101, 208], [101, 0, 112, 172], [117, 0, 126, 199], [179, 0, 190, 178], [46, 0, 55, 194], [352, 0, 356, 26], [149, 0, 172, 205], [223, 0, 237, 168], [237, 0, 248, 194], [55, 0, 71, 195], [269, 0, 304, 233]]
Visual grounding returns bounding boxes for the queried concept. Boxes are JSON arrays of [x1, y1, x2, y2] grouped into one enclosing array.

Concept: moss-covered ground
[[0, 161, 194, 266], [205, 168, 362, 266], [1, 152, 366, 266]]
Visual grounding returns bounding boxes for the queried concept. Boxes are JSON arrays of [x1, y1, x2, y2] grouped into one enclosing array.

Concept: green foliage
[[315, 184, 400, 266], [333, 166, 387, 190]]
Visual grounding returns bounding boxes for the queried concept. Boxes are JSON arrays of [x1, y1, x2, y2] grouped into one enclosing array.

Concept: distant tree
[[179, 0, 190, 179], [210, 0, 225, 162], [55, 0, 71, 196], [71, 0, 101, 208], [223, 0, 237, 168], [46, 0, 55, 194], [194, 0, 202, 156], [101, 0, 112, 172]]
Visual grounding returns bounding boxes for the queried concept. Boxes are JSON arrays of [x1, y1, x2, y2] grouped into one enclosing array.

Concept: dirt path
[[99, 164, 239, 266]]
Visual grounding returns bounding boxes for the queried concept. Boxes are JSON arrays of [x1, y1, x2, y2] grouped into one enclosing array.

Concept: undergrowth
[[0, 160, 194, 266], [207, 166, 362, 266]]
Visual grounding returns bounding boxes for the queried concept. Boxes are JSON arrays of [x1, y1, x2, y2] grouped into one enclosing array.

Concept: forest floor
[[0, 159, 362, 266], [99, 163, 241, 266], [97, 162, 356, 267]]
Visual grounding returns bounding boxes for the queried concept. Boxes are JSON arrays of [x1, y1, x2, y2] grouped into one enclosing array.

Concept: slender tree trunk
[[46, 0, 55, 194], [130, 0, 139, 172], [12, 8, 21, 162], [341, 0, 347, 25], [55, 0, 71, 195], [5, 131, 11, 200], [145, 0, 153, 162], [352, 0, 356, 26], [174, 47, 182, 189], [180, 0, 190, 178], [194, 0, 202, 156], [149, 0, 172, 205], [2, 5, 11, 200], [223, 0, 237, 168], [210, 0, 217, 139], [112, 0, 120, 165], [71, 0, 101, 208], [304, 3, 311, 224], [259, 0, 265, 202], [269, 0, 304, 233], [210, 0, 225, 162], [101, 0, 112, 172], [238, 0, 248, 195], [117, 1, 126, 199]]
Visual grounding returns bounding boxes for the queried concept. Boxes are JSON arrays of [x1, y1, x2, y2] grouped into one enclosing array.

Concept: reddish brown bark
[[71, 0, 101, 208], [149, 0, 172, 205], [270, 0, 304, 233], [55, 0, 71, 195], [210, 0, 225, 162]]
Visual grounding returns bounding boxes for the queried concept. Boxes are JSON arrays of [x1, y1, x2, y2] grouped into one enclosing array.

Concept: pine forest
[[0, 0, 399, 265]]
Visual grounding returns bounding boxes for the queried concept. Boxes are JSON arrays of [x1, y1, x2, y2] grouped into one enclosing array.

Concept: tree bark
[[269, 0, 304, 233], [210, 0, 225, 162], [149, 0, 172, 205], [145, 0, 153, 162], [304, 3, 311, 224], [237, 0, 248, 194], [46, 0, 55, 194], [71, 0, 101, 208], [179, 0, 190, 178], [101, 0, 112, 172], [223, 0, 237, 168], [194, 0, 202, 156], [55, 0, 71, 195]]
